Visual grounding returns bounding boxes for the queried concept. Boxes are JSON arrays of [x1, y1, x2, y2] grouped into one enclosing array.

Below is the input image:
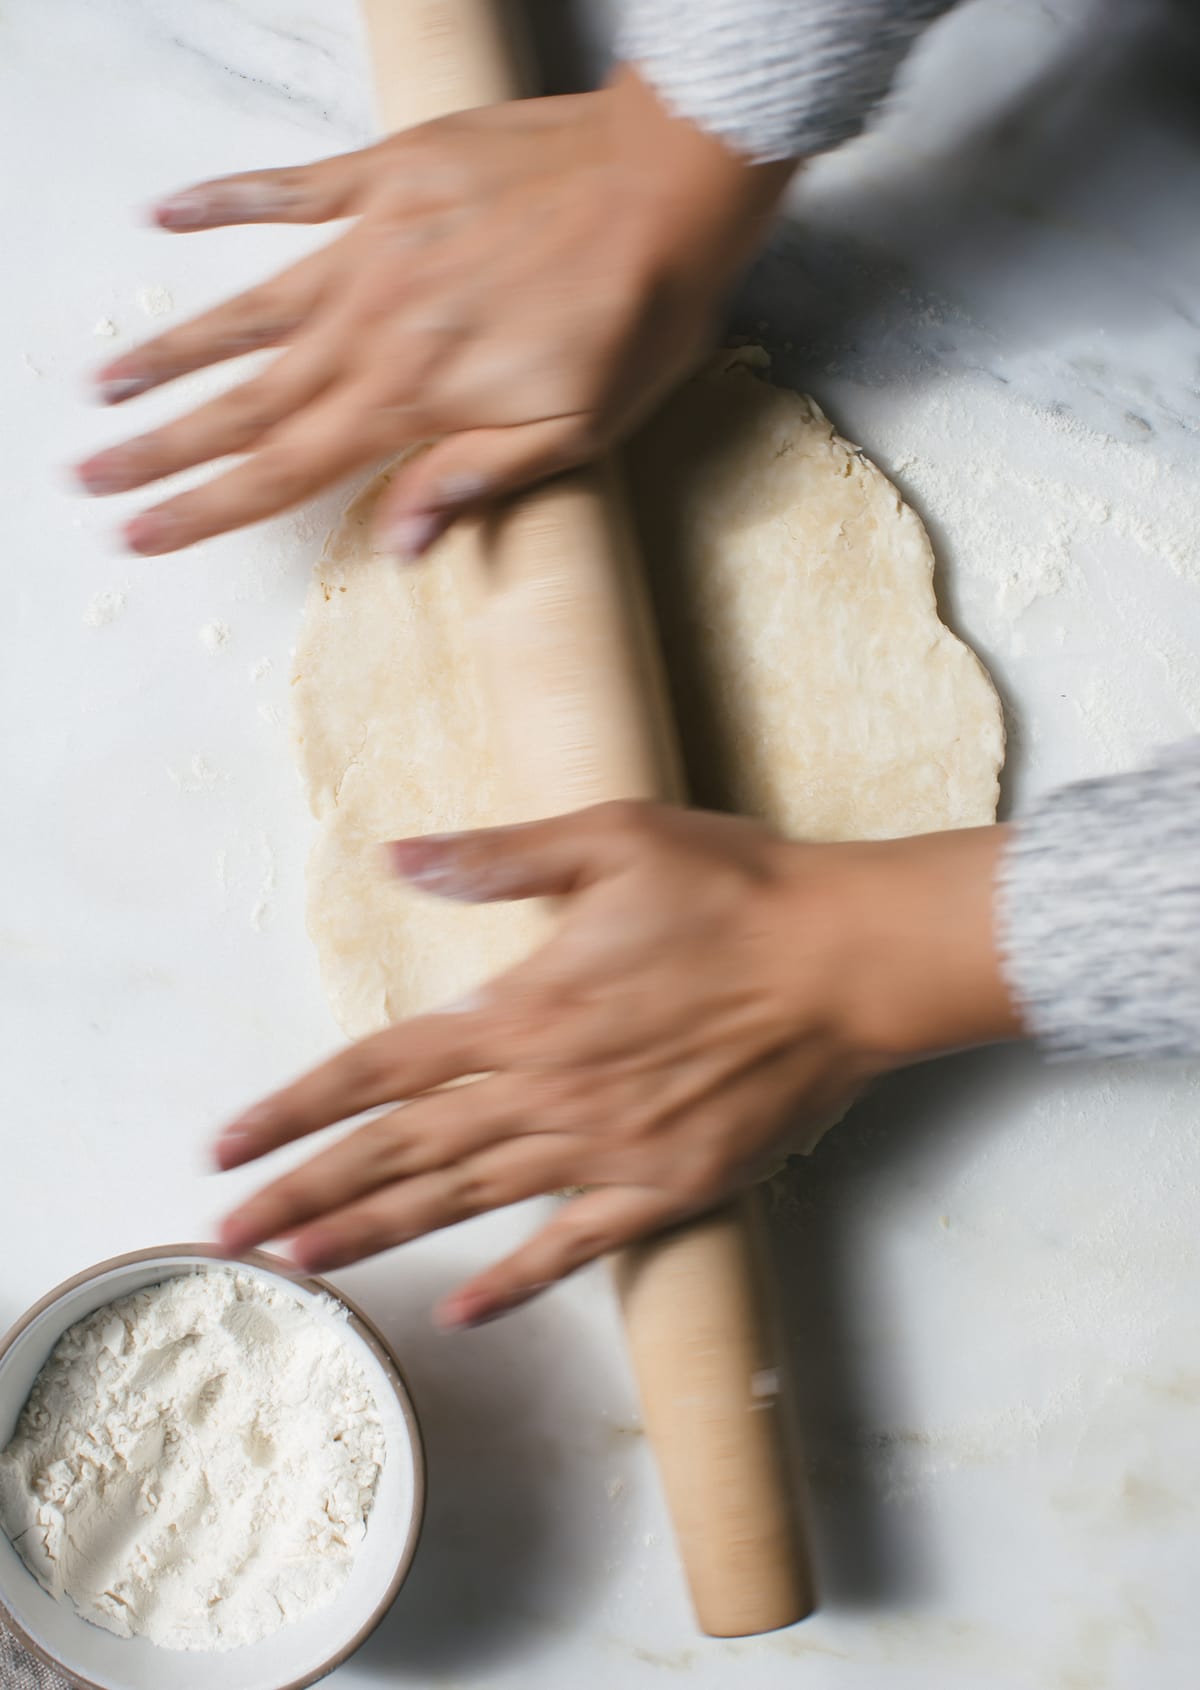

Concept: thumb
[[387, 806, 644, 904], [374, 417, 593, 562]]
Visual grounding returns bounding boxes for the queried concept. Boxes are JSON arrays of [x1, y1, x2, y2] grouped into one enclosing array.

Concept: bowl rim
[[0, 1242, 426, 1690]]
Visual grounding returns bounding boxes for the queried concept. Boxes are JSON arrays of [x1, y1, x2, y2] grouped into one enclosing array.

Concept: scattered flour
[[0, 1269, 386, 1653], [199, 620, 230, 653], [92, 317, 118, 339], [136, 284, 174, 319], [251, 830, 277, 930], [250, 656, 273, 682], [873, 375, 1200, 773], [83, 588, 126, 628]]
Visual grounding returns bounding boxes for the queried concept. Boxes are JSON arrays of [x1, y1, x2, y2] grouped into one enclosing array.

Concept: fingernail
[[386, 510, 446, 563], [153, 188, 213, 230], [387, 836, 457, 886], [156, 181, 304, 230], [213, 1128, 252, 1172], [97, 374, 149, 406], [436, 988, 487, 1017], [433, 471, 488, 506], [285, 1236, 325, 1272], [75, 455, 130, 496], [435, 1292, 487, 1330], [217, 1215, 256, 1254], [123, 510, 178, 555]]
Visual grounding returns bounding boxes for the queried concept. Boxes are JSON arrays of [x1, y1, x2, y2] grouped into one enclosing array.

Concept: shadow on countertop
[[737, 0, 1200, 399], [340, 1252, 626, 1680], [762, 1043, 1050, 1613]]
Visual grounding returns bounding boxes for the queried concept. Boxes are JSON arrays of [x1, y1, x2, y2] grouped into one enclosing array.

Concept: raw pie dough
[[293, 349, 1004, 1040]]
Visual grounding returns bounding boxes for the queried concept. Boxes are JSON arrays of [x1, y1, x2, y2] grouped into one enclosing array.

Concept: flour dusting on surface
[[136, 283, 174, 319], [83, 587, 126, 628]]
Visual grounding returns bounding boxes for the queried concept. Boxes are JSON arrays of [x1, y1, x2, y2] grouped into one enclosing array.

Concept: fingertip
[[213, 1130, 252, 1173], [123, 511, 177, 555], [285, 1230, 328, 1273], [152, 188, 211, 232], [380, 508, 448, 564], [96, 374, 150, 407], [217, 1214, 255, 1255], [434, 1288, 487, 1330]]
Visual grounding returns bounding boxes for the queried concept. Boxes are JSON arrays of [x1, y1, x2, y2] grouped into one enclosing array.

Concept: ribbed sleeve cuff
[[617, 1, 956, 161], [997, 741, 1200, 1061]]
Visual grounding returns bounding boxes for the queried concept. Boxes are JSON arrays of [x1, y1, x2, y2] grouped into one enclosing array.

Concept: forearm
[[618, 0, 962, 162]]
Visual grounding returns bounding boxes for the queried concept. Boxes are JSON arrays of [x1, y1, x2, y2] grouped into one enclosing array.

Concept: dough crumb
[[136, 284, 174, 319], [93, 317, 119, 338], [199, 620, 230, 653], [83, 588, 126, 628]]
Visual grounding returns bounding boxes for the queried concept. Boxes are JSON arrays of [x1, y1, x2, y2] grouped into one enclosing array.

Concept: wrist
[[608, 64, 797, 295], [775, 828, 1025, 1069]]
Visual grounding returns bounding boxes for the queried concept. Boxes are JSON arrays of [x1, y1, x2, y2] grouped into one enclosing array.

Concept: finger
[[214, 1011, 494, 1171], [287, 1138, 577, 1273], [218, 1080, 527, 1253], [94, 248, 334, 404], [77, 341, 337, 495], [122, 376, 398, 553], [437, 1186, 681, 1328], [372, 417, 592, 561], [387, 802, 649, 904], [153, 151, 373, 231]]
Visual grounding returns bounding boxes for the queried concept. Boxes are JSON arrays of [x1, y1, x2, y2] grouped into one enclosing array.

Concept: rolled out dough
[[293, 349, 1004, 1039]]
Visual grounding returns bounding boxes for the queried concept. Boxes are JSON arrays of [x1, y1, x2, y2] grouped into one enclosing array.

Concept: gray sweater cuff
[[618, 1, 958, 161], [997, 740, 1200, 1061]]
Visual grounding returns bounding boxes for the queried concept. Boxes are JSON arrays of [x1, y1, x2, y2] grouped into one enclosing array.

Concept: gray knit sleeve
[[617, 0, 960, 161], [997, 740, 1200, 1061]]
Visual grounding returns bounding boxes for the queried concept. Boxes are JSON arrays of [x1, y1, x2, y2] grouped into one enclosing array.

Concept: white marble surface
[[4, 2, 1200, 1686]]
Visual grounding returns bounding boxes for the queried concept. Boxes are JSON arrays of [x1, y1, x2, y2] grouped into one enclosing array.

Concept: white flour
[[0, 1268, 386, 1652]]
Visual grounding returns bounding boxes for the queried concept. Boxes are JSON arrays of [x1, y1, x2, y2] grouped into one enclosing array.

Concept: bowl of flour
[[0, 1246, 424, 1690]]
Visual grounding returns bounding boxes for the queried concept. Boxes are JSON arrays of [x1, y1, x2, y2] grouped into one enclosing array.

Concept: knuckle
[[340, 1037, 395, 1100], [597, 797, 656, 843], [249, 446, 309, 505], [221, 383, 280, 440], [273, 1170, 317, 1213], [525, 1071, 590, 1135], [449, 1165, 497, 1220], [561, 1218, 611, 1270]]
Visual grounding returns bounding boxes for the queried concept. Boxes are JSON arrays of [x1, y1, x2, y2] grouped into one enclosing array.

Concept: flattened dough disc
[[293, 349, 1004, 1039]]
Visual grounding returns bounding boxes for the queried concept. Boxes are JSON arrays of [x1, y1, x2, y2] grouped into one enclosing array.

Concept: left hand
[[214, 802, 1015, 1328], [76, 72, 793, 557]]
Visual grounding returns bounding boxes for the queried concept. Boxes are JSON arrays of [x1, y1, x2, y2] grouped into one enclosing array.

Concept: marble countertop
[[4, 2, 1200, 1686]]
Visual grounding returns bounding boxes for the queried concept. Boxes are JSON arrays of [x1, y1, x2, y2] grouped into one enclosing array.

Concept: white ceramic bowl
[[0, 1246, 425, 1690]]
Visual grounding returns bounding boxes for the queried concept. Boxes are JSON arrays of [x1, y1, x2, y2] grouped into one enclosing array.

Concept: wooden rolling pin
[[360, 0, 813, 1636]]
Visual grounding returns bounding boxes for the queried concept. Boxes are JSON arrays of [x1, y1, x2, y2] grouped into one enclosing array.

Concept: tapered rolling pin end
[[613, 1196, 815, 1638]]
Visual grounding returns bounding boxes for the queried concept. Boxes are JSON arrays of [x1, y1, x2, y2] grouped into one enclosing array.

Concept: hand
[[77, 70, 794, 558], [214, 802, 1019, 1328]]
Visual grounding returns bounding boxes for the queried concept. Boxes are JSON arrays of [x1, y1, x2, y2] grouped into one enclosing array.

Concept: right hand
[[213, 803, 1020, 1328], [77, 69, 795, 558]]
